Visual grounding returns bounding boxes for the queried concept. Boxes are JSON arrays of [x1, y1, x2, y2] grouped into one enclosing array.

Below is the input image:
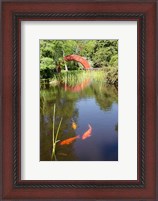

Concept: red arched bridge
[[64, 54, 91, 69]]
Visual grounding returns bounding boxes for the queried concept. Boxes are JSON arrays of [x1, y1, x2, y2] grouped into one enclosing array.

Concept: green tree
[[40, 39, 118, 79]]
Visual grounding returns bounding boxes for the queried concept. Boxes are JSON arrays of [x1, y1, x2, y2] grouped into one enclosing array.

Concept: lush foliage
[[40, 40, 118, 79]]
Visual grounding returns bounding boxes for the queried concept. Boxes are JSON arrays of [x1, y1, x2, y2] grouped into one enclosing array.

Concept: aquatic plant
[[47, 70, 108, 88], [51, 104, 63, 160]]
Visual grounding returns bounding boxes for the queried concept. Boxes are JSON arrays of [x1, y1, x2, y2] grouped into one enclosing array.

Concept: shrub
[[106, 67, 118, 87]]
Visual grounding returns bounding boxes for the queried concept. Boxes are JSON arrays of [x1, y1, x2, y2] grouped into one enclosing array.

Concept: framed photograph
[[1, 0, 157, 200]]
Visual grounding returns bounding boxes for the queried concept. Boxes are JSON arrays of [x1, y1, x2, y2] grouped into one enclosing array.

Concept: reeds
[[51, 104, 63, 160], [41, 67, 118, 89], [49, 70, 106, 88]]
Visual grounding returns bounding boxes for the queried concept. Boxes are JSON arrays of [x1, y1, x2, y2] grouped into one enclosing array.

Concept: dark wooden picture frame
[[1, 0, 157, 200]]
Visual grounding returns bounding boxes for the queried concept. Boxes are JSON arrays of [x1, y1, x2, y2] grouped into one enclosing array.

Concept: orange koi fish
[[60, 135, 80, 145], [72, 122, 77, 130], [82, 124, 92, 140]]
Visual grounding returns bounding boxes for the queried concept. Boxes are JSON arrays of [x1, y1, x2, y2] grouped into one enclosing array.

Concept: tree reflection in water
[[40, 73, 118, 161]]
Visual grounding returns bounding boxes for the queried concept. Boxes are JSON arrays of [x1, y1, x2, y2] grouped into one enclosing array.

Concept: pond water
[[40, 74, 118, 161]]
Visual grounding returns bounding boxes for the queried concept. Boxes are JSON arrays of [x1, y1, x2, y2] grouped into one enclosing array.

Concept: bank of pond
[[40, 68, 118, 89]]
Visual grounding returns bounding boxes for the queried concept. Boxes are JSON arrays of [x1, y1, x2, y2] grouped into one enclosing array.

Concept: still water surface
[[40, 77, 118, 161]]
